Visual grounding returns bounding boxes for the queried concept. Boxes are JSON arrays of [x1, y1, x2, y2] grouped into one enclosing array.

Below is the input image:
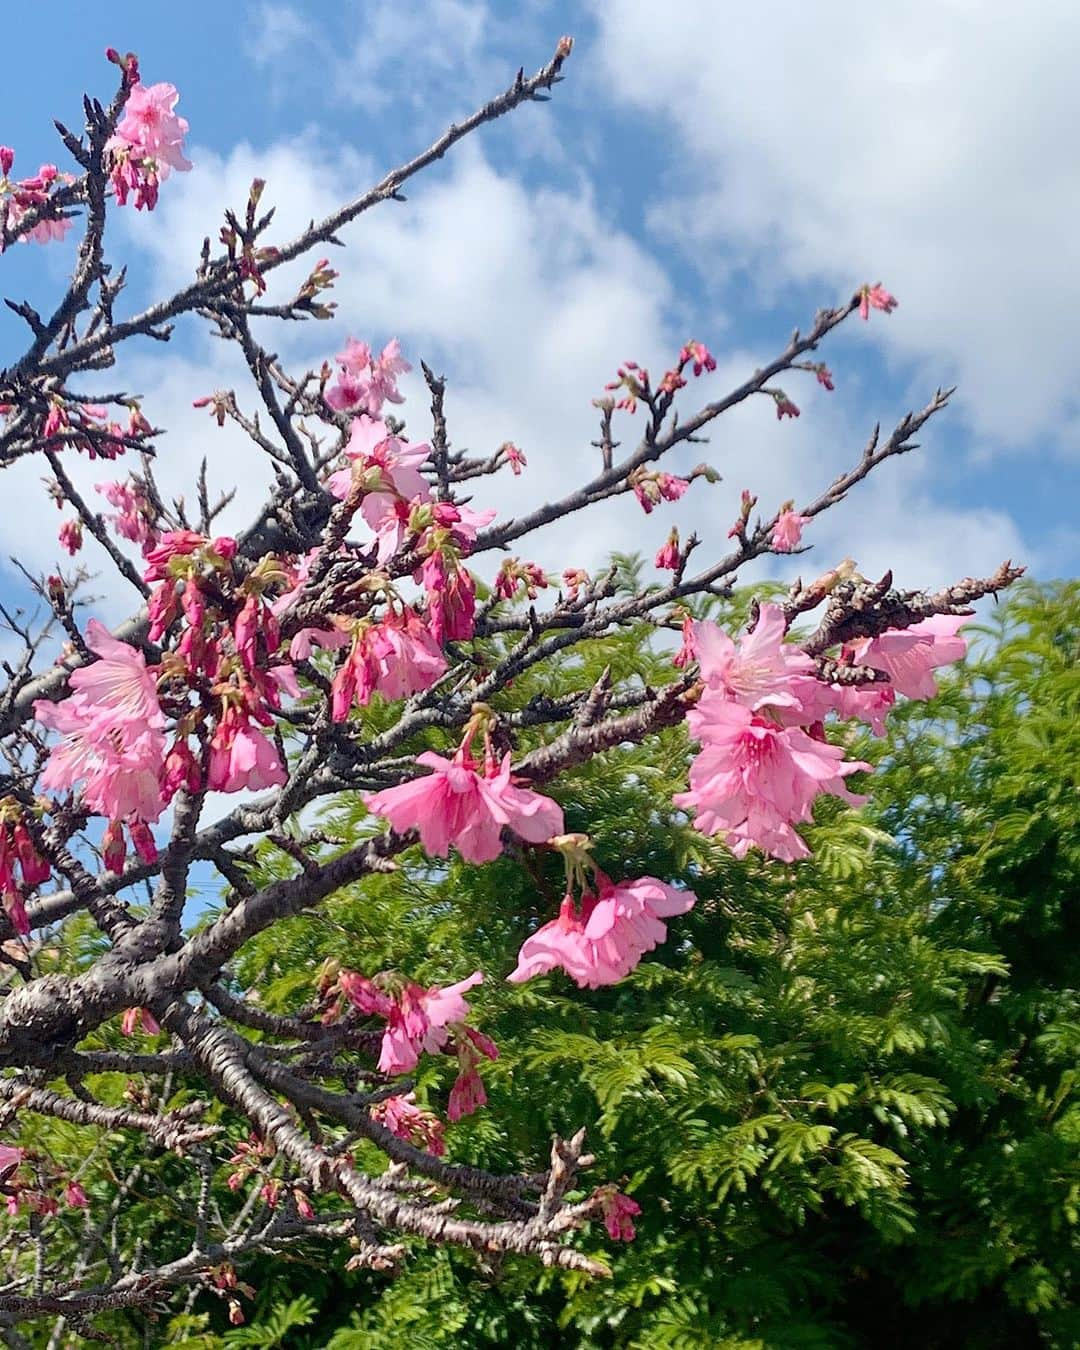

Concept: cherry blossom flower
[[851, 614, 967, 699], [597, 1187, 641, 1241], [121, 1007, 161, 1037], [371, 1094, 446, 1156], [654, 529, 680, 570], [365, 748, 563, 865], [35, 620, 166, 824], [771, 506, 811, 553], [675, 699, 870, 861], [207, 706, 287, 794], [859, 282, 898, 320], [360, 972, 484, 1076], [58, 519, 83, 554], [691, 605, 817, 714], [105, 82, 191, 210], [508, 876, 696, 988]]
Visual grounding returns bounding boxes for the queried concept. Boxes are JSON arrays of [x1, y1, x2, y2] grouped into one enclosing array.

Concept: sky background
[[1, 0, 1077, 639]]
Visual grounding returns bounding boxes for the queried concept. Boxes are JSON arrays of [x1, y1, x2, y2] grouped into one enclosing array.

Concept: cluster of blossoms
[[225, 1136, 315, 1218], [39, 398, 153, 466], [324, 337, 410, 415], [363, 718, 564, 866], [0, 149, 75, 246], [105, 75, 191, 210], [673, 601, 968, 860], [0, 803, 50, 936], [321, 965, 498, 1122], [605, 338, 717, 412], [509, 856, 697, 989], [0, 1144, 89, 1218]]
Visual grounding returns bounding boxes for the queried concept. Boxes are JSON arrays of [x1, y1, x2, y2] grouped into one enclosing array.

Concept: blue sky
[[2, 0, 1077, 626]]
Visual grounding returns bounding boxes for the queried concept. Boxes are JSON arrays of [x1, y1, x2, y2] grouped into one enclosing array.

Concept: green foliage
[[7, 580, 1077, 1347]]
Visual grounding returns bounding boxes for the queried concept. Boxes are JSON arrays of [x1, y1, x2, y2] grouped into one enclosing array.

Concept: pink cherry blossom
[[364, 749, 564, 865], [371, 1094, 446, 1156], [105, 82, 191, 210], [508, 876, 695, 989], [598, 1187, 641, 1241], [771, 507, 811, 553], [654, 530, 680, 571], [691, 605, 816, 714], [851, 614, 967, 699], [859, 282, 898, 320], [374, 972, 484, 1075], [58, 519, 83, 554], [207, 707, 287, 794], [64, 1181, 89, 1209], [35, 621, 166, 824], [120, 1007, 161, 1037], [674, 699, 870, 861]]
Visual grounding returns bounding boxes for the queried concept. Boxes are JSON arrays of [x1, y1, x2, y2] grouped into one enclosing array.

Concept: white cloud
[[592, 0, 1080, 459]]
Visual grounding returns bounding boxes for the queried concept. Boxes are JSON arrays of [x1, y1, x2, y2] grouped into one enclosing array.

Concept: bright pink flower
[[654, 529, 680, 571], [207, 707, 287, 794], [325, 339, 410, 416], [68, 620, 164, 727], [142, 529, 206, 582], [598, 1188, 641, 1241], [828, 680, 896, 736], [64, 1181, 89, 1209], [58, 519, 83, 554], [658, 473, 689, 502], [692, 605, 816, 713], [679, 339, 717, 376], [859, 282, 898, 320], [420, 554, 476, 644], [371, 1094, 446, 1156], [105, 83, 190, 210], [816, 364, 835, 391], [95, 480, 156, 548], [448, 1024, 499, 1121], [770, 507, 811, 553], [121, 1007, 160, 1037], [500, 441, 527, 475], [508, 876, 695, 989], [674, 700, 870, 861], [35, 621, 166, 824], [0, 1145, 22, 1177], [376, 972, 484, 1075], [163, 738, 201, 798], [773, 392, 800, 420], [364, 749, 563, 865], [2, 888, 29, 937], [372, 608, 448, 701], [851, 614, 967, 699]]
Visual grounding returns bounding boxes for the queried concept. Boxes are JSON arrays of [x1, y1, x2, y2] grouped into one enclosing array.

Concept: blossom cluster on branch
[[0, 38, 1022, 1333]]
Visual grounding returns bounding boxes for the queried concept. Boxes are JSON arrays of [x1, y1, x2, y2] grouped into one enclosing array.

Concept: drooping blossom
[[207, 705, 287, 794], [772, 391, 800, 420], [596, 1187, 641, 1241], [35, 620, 166, 824], [851, 614, 967, 699], [364, 748, 563, 865], [121, 1007, 161, 1037], [771, 507, 811, 553], [448, 1025, 499, 1122], [859, 282, 898, 320], [508, 876, 696, 989], [674, 699, 870, 862], [95, 479, 157, 550], [500, 441, 527, 475], [64, 1181, 89, 1209], [58, 519, 83, 555], [342, 970, 483, 1076], [679, 339, 717, 376], [370, 1094, 446, 1156], [654, 529, 680, 571], [105, 82, 191, 210], [419, 553, 477, 644]]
